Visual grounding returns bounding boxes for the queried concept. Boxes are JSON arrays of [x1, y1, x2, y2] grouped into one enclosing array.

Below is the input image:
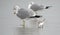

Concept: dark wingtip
[[29, 15, 42, 18], [45, 6, 52, 9], [35, 15, 42, 18]]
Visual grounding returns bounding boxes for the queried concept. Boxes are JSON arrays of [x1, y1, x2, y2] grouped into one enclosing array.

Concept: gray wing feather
[[17, 8, 35, 19], [30, 4, 44, 11]]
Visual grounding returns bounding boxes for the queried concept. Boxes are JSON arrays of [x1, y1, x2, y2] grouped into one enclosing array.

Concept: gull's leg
[[38, 22, 44, 29], [38, 18, 45, 28], [22, 20, 25, 28]]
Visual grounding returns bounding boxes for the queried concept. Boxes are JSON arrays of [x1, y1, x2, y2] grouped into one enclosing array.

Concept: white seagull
[[28, 2, 52, 28], [13, 5, 42, 28], [28, 2, 52, 11]]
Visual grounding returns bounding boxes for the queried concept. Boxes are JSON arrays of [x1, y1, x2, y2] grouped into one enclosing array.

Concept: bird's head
[[13, 5, 20, 15], [28, 1, 34, 9]]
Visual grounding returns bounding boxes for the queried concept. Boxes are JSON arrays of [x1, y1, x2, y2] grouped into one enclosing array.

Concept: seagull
[[28, 2, 52, 28], [28, 2, 52, 11], [13, 5, 42, 28]]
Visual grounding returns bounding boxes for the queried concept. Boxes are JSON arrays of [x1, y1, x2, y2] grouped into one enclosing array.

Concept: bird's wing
[[16, 8, 36, 19], [28, 9, 36, 16]]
